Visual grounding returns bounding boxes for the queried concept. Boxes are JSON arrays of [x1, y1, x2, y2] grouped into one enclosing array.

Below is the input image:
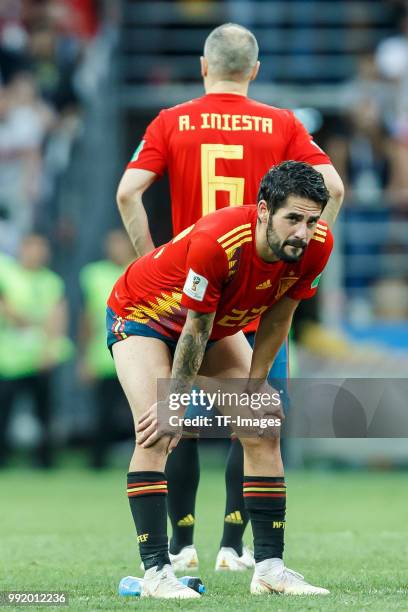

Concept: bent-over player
[[108, 162, 333, 598]]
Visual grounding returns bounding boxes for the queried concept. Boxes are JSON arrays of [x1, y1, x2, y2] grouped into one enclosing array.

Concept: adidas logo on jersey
[[177, 514, 195, 527], [224, 511, 244, 525], [256, 279, 272, 290]]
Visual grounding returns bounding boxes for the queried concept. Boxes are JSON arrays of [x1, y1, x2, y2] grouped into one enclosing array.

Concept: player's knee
[[240, 436, 280, 455], [239, 436, 258, 451], [134, 435, 171, 457], [150, 436, 172, 456]]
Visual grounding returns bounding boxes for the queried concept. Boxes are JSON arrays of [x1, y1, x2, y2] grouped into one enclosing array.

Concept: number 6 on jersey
[[201, 144, 245, 215]]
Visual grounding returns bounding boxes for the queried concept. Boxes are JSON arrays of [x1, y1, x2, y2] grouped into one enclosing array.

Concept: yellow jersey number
[[218, 306, 269, 327], [201, 144, 245, 215]]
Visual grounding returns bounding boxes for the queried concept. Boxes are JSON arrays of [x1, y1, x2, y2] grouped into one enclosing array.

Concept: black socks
[[220, 439, 249, 556], [243, 475, 286, 562], [127, 471, 170, 570]]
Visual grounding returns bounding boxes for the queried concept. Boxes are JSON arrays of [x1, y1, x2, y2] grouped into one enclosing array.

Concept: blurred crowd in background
[[0, 0, 98, 251], [1, 0, 408, 469]]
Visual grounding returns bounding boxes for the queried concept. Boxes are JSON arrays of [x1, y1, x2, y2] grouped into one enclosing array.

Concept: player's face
[[266, 196, 322, 263]]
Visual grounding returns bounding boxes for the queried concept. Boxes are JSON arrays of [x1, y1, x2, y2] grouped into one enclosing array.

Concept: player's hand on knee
[[243, 380, 285, 438], [248, 380, 285, 420], [254, 402, 284, 439], [264, 401, 284, 423], [136, 401, 183, 449], [136, 403, 158, 447]]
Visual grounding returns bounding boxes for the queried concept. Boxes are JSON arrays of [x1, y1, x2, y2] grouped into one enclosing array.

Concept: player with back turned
[[116, 23, 344, 571]]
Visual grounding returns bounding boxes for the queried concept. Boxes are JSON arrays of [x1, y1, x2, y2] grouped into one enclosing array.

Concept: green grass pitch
[[1, 464, 407, 610]]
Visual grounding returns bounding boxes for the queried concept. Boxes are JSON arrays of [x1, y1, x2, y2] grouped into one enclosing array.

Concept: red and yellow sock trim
[[127, 481, 168, 497], [243, 480, 286, 498]]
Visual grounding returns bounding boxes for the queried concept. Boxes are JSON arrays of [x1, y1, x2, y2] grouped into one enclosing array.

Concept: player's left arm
[[286, 112, 344, 229], [312, 163, 344, 229], [249, 225, 334, 385], [249, 296, 299, 383]]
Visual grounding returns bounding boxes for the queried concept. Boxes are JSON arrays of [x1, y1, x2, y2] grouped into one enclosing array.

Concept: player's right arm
[[167, 232, 226, 407], [116, 168, 156, 258], [137, 231, 227, 449], [170, 309, 216, 397], [136, 309, 216, 451], [117, 112, 168, 258]]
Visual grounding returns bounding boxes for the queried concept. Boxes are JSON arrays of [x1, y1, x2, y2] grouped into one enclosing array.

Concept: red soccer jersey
[[127, 93, 331, 235], [108, 206, 333, 342]]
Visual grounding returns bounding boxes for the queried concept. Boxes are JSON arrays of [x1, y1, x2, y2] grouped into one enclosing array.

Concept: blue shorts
[[106, 307, 218, 355], [107, 306, 289, 414]]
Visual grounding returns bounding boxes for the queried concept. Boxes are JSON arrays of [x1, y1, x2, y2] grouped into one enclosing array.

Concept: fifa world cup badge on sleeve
[[183, 269, 208, 301]]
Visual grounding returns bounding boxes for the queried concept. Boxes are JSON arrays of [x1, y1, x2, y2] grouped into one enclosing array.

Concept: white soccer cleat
[[250, 558, 330, 595], [215, 546, 255, 571], [140, 545, 199, 572], [141, 564, 200, 599], [240, 546, 256, 568], [169, 545, 199, 572]]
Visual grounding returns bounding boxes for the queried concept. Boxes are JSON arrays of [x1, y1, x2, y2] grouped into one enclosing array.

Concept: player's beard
[[266, 216, 307, 263]]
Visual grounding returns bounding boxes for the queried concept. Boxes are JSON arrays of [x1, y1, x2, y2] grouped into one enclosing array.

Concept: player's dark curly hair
[[258, 161, 330, 213]]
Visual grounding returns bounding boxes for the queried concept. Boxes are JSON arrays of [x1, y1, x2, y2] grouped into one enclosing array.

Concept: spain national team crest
[[275, 276, 299, 300]]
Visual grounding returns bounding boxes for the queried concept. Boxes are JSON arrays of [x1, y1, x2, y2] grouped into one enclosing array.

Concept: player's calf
[[130, 435, 172, 473], [127, 469, 170, 572], [243, 473, 286, 563], [239, 438, 286, 579], [240, 440, 329, 595], [126, 433, 185, 577], [240, 436, 283, 474]]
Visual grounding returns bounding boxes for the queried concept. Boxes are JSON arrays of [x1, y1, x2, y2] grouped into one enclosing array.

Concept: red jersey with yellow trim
[[127, 93, 331, 234], [108, 206, 333, 342], [128, 93, 331, 334]]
